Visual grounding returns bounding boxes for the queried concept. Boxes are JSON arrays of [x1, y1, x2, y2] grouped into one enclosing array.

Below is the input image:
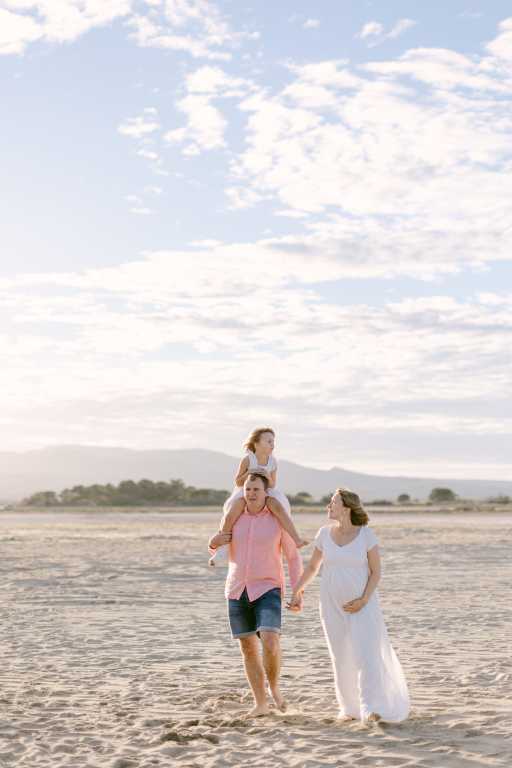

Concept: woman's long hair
[[336, 487, 369, 526]]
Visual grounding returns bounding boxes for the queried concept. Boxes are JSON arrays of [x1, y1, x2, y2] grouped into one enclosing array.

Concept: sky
[[1, 0, 511, 479]]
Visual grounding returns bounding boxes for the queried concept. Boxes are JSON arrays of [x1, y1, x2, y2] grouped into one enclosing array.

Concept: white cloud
[[125, 0, 240, 60], [486, 17, 512, 62], [185, 64, 248, 95], [303, 18, 320, 30], [165, 94, 226, 151], [1, 252, 511, 475], [137, 148, 160, 162], [365, 47, 511, 92], [224, 32, 512, 277], [0, 0, 241, 61], [358, 18, 416, 47], [0, 8, 43, 54], [359, 21, 384, 40], [388, 18, 417, 39], [164, 65, 253, 154], [0, 1, 132, 54], [118, 109, 161, 139]]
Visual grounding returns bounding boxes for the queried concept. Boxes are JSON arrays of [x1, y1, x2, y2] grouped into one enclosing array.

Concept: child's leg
[[208, 498, 245, 566], [220, 498, 245, 533], [266, 498, 307, 547]]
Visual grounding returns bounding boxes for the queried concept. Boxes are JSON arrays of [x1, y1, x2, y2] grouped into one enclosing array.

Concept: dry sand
[[0, 509, 511, 768]]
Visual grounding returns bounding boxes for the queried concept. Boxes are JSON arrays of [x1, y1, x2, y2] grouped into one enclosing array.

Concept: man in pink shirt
[[209, 472, 303, 716]]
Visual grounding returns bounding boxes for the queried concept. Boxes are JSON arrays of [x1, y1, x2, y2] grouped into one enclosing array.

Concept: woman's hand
[[208, 532, 232, 549], [343, 596, 368, 613], [286, 591, 304, 613]]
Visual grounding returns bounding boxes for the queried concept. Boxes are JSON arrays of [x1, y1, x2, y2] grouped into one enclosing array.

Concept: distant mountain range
[[1, 445, 511, 503]]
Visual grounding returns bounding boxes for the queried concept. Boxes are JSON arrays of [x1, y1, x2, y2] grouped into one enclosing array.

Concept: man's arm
[[280, 530, 303, 592]]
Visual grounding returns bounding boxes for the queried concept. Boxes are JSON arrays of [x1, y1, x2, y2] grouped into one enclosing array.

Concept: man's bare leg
[[260, 631, 287, 712], [239, 636, 270, 716]]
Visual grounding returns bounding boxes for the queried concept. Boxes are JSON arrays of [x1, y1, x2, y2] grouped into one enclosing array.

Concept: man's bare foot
[[367, 712, 382, 723], [270, 688, 288, 712], [246, 703, 271, 717]]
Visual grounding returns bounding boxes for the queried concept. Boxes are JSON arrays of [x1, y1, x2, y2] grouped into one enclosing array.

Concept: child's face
[[257, 431, 275, 453]]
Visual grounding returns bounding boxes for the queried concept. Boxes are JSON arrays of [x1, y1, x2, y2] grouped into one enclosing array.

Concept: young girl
[[208, 427, 307, 565]]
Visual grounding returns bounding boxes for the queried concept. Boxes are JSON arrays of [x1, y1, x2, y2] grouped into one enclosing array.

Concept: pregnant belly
[[320, 567, 368, 605]]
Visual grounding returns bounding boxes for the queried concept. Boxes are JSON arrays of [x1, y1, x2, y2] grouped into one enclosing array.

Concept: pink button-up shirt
[[220, 505, 303, 601]]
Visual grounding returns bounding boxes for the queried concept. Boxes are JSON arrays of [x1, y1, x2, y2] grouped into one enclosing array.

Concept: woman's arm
[[234, 456, 250, 487], [287, 547, 323, 611], [343, 546, 381, 613]]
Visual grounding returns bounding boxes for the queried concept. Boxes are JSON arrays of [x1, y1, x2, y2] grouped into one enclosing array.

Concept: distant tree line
[[23, 479, 230, 507], [21, 481, 509, 508]]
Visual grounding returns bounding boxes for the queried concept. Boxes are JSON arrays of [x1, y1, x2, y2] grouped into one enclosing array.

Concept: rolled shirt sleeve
[[280, 530, 303, 593]]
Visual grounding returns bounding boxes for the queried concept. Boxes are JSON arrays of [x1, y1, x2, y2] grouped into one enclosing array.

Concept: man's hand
[[343, 596, 368, 613], [208, 532, 232, 549], [286, 591, 304, 613]]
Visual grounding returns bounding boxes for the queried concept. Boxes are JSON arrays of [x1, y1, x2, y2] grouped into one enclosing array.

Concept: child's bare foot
[[208, 557, 216, 567], [246, 703, 271, 717]]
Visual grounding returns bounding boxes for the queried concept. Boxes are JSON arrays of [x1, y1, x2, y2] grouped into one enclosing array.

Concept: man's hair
[[245, 471, 269, 491]]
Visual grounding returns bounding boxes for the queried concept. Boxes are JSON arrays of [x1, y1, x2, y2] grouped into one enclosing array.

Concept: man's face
[[244, 476, 267, 506]]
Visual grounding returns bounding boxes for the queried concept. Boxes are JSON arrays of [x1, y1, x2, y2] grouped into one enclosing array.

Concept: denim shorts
[[228, 587, 282, 639]]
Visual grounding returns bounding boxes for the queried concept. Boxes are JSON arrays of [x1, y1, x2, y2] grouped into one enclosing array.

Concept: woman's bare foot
[[367, 712, 382, 723], [246, 703, 271, 717], [270, 687, 288, 712], [337, 714, 357, 722]]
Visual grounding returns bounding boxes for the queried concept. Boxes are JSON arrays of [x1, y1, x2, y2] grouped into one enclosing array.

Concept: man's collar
[[244, 503, 269, 516]]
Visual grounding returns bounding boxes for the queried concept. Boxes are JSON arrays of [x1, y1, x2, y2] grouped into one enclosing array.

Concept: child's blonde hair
[[244, 427, 275, 453]]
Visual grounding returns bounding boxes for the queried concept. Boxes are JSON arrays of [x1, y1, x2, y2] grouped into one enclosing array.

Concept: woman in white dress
[[288, 488, 409, 723]]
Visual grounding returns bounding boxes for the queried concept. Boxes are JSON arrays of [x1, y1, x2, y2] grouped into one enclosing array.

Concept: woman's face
[[327, 492, 350, 521]]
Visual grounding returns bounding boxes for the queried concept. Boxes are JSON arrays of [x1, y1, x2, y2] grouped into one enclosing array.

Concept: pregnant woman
[[288, 488, 409, 723]]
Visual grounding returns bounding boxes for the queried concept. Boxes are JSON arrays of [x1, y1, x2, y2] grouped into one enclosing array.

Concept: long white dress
[[211, 452, 292, 564], [314, 524, 409, 722]]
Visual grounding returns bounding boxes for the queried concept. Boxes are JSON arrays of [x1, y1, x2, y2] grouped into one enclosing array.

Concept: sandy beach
[[1, 509, 511, 768]]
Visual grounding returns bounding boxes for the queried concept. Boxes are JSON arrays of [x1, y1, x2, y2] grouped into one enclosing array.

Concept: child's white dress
[[211, 451, 292, 565]]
